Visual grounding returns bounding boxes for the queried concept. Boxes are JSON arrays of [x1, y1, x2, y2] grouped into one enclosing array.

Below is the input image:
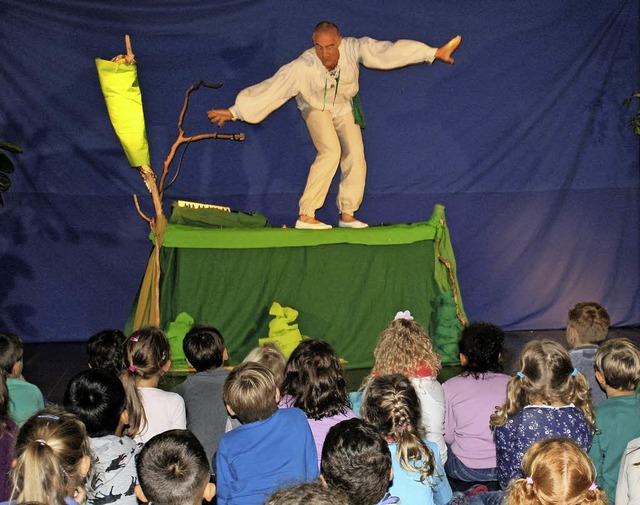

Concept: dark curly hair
[[458, 321, 504, 378], [280, 339, 350, 420]]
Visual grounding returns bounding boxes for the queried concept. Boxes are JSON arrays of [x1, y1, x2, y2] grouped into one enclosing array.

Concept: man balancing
[[208, 21, 461, 229]]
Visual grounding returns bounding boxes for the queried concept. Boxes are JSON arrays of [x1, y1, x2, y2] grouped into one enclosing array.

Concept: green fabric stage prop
[[134, 203, 466, 369]]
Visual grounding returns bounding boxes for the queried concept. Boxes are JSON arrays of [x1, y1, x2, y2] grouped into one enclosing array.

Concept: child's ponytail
[[362, 373, 436, 482], [491, 340, 596, 430], [120, 326, 171, 437], [11, 407, 91, 505]]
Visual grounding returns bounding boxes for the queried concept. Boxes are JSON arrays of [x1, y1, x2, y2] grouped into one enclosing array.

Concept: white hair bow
[[394, 310, 414, 321]]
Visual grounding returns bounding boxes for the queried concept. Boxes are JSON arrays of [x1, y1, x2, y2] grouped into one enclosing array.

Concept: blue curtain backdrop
[[0, 0, 638, 342]]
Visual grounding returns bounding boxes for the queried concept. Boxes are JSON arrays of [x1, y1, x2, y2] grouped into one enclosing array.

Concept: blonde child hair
[[243, 344, 287, 387], [11, 406, 92, 505], [490, 339, 595, 429], [361, 373, 436, 482], [120, 326, 171, 437], [505, 438, 607, 505], [567, 302, 610, 345], [369, 317, 441, 379]]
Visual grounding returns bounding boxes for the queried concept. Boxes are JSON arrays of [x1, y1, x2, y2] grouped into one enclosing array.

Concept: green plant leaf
[[0, 172, 11, 192], [0, 152, 15, 174], [0, 142, 23, 154]]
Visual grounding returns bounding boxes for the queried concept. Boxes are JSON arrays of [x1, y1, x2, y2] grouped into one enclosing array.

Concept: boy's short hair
[[0, 332, 23, 375], [223, 362, 277, 424], [567, 302, 610, 344], [265, 482, 350, 505], [87, 328, 127, 372], [63, 368, 126, 437], [594, 338, 640, 391], [183, 325, 225, 372], [321, 418, 392, 505], [137, 429, 210, 505]]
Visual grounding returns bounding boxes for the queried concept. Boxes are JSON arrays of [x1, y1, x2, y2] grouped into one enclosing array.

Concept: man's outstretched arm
[[434, 35, 462, 64]]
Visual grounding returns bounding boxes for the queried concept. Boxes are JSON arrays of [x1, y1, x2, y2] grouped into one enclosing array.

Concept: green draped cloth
[[128, 204, 466, 367]]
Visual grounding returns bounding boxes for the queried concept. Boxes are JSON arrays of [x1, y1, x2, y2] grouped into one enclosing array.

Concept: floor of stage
[[22, 327, 640, 405]]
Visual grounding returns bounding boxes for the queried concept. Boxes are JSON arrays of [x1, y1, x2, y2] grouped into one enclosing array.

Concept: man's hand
[[207, 108, 234, 127], [434, 35, 462, 64]]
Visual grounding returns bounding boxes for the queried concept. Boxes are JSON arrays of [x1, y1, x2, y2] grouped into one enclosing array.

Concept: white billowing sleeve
[[230, 59, 302, 124], [355, 37, 437, 70], [412, 376, 447, 463]]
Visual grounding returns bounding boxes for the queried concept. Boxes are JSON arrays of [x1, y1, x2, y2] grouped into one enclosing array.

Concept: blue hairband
[[516, 371, 525, 379], [571, 368, 578, 377]]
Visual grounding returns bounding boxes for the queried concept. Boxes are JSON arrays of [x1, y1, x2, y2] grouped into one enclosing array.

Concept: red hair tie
[[128, 365, 137, 372]]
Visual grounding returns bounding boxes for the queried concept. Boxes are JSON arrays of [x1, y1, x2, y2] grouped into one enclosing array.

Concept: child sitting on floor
[[120, 326, 186, 443], [588, 337, 640, 503], [566, 302, 610, 406], [8, 406, 92, 505], [361, 373, 452, 505], [174, 324, 229, 468], [504, 438, 607, 505], [321, 418, 398, 505], [226, 344, 288, 432], [280, 339, 355, 467], [64, 368, 139, 505], [0, 332, 45, 426], [86, 328, 127, 373], [0, 373, 18, 502], [491, 339, 595, 490], [216, 362, 318, 505], [356, 311, 446, 462], [135, 429, 216, 505], [443, 321, 510, 483]]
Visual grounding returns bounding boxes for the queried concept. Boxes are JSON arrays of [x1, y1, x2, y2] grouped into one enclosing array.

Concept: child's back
[[566, 302, 610, 406], [216, 362, 318, 505], [120, 327, 186, 444], [362, 374, 452, 505], [173, 325, 229, 467], [588, 338, 640, 503], [0, 373, 17, 502], [491, 340, 595, 490], [443, 321, 510, 481], [64, 368, 140, 505], [0, 333, 45, 426], [279, 339, 355, 467]]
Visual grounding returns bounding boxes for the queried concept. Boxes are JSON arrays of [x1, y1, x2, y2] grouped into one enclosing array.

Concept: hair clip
[[35, 439, 47, 446], [128, 365, 137, 372], [571, 368, 579, 377], [588, 483, 597, 491], [526, 477, 534, 486], [399, 425, 407, 430], [129, 336, 138, 342], [394, 310, 414, 321], [37, 414, 60, 421], [516, 371, 525, 379]]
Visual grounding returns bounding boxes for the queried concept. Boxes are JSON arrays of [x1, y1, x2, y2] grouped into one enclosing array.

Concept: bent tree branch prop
[[96, 35, 245, 329]]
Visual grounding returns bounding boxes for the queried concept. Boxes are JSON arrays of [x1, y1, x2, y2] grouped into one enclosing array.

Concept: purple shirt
[[279, 394, 355, 467], [443, 372, 510, 469]]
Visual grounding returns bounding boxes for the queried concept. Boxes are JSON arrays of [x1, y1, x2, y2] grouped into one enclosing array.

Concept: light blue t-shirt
[[388, 439, 452, 505]]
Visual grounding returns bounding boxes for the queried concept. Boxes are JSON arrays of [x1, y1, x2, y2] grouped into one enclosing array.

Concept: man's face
[[313, 29, 341, 71]]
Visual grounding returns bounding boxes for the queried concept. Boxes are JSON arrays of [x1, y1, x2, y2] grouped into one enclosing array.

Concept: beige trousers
[[298, 109, 366, 217]]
